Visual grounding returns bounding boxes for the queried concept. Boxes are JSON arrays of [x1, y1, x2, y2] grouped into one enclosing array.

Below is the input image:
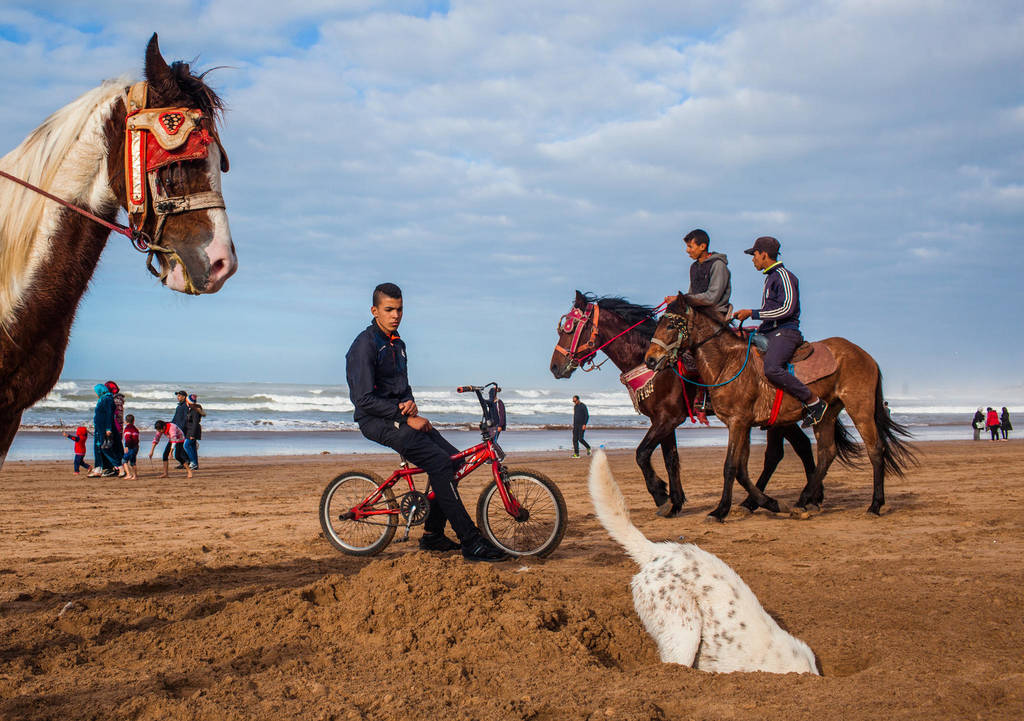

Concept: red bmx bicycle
[[319, 383, 567, 558]]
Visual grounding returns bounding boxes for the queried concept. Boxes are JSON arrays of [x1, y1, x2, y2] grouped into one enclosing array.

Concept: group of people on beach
[[972, 407, 1012, 441], [63, 386, 206, 479]]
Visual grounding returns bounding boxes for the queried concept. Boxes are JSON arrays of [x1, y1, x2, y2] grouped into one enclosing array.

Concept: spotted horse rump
[[588, 450, 820, 674]]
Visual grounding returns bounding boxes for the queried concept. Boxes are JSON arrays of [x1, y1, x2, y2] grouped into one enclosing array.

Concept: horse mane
[[588, 294, 659, 337], [0, 76, 130, 326]]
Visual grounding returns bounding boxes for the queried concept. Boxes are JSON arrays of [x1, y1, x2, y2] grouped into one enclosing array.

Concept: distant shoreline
[[7, 425, 1005, 463]]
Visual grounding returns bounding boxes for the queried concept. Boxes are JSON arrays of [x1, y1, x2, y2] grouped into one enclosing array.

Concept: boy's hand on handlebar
[[407, 416, 432, 432], [398, 400, 418, 417]]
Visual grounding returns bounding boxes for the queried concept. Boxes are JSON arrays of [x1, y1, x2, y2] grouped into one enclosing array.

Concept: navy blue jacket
[[346, 321, 414, 424], [751, 262, 801, 333], [573, 402, 589, 429], [171, 400, 188, 430]]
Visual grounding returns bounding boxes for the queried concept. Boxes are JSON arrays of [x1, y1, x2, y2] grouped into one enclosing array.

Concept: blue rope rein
[[670, 323, 755, 389]]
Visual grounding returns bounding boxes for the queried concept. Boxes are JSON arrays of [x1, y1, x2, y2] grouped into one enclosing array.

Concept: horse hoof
[[867, 505, 882, 516], [704, 513, 725, 524], [791, 508, 812, 520], [656, 500, 674, 517]]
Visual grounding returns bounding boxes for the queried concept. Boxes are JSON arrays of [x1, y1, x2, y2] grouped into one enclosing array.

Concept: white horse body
[[588, 451, 820, 674]]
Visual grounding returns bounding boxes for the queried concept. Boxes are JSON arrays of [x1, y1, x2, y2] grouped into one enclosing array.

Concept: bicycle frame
[[348, 437, 525, 522]]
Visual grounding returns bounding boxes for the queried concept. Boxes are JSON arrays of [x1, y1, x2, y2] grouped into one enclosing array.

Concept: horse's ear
[[574, 290, 587, 308], [144, 33, 178, 102]]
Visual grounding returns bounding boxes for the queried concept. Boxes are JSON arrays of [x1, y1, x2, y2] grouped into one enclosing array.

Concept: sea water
[[7, 379, 1014, 461]]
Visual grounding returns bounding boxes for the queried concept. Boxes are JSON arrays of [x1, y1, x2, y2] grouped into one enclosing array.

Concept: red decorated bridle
[[122, 80, 228, 294], [555, 303, 603, 371]]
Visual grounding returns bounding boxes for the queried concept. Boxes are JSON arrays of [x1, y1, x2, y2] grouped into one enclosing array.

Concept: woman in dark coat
[[972, 408, 985, 441], [1001, 407, 1012, 440], [183, 394, 205, 470], [92, 384, 123, 476]]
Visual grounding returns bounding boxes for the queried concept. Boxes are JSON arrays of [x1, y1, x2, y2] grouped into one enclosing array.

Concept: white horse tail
[[588, 450, 660, 566]]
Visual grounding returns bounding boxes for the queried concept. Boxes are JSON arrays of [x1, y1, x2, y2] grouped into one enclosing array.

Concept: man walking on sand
[[571, 395, 591, 458], [345, 282, 508, 563]]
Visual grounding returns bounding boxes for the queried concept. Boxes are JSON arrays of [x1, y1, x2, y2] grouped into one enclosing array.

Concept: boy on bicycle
[[345, 283, 508, 562]]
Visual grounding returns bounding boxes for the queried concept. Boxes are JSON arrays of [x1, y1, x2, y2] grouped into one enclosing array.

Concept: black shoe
[[101, 469, 117, 477], [174, 464, 186, 469], [418, 533, 461, 552], [462, 537, 510, 563], [801, 399, 829, 428]]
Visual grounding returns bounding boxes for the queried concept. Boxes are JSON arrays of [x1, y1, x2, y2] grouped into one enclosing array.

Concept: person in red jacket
[[986, 407, 1001, 441], [63, 426, 91, 474]]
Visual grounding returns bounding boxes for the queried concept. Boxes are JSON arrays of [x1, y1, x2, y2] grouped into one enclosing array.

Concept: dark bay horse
[[0, 34, 238, 466], [550, 291, 856, 516], [644, 296, 914, 521]]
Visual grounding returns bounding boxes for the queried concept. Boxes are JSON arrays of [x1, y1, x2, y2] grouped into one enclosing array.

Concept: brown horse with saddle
[[644, 295, 915, 521], [550, 291, 860, 518]]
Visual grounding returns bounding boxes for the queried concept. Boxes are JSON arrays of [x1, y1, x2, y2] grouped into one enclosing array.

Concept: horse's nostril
[[210, 259, 226, 276], [646, 357, 657, 370]]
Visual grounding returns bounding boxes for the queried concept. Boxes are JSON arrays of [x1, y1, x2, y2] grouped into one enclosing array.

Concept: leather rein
[[0, 81, 226, 295]]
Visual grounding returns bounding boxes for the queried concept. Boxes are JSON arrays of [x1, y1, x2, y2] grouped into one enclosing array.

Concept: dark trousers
[[762, 328, 814, 405], [572, 427, 590, 454], [73, 454, 90, 472], [989, 426, 1000, 441], [358, 417, 479, 542], [95, 438, 123, 471], [162, 441, 189, 466]]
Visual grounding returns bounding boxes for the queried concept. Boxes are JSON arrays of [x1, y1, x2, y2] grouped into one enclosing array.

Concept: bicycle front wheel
[[476, 469, 567, 558], [319, 471, 398, 556]]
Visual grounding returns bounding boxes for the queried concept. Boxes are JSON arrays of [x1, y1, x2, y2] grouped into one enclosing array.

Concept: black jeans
[[358, 416, 479, 542], [762, 328, 814, 405], [162, 441, 189, 466], [572, 427, 590, 454]]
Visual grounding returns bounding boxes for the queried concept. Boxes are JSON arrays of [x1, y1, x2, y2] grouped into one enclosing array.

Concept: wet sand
[[1, 440, 1022, 720]]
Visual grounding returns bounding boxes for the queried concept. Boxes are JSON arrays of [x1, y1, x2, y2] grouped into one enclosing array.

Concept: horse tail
[[832, 415, 863, 468], [874, 370, 917, 477], [588, 450, 659, 566]]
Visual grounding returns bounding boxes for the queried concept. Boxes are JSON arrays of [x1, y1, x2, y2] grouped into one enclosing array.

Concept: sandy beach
[[1, 440, 1022, 720]]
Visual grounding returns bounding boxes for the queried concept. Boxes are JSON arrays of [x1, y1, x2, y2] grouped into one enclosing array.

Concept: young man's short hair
[[373, 282, 403, 306], [683, 228, 710, 248], [572, 395, 580, 402]]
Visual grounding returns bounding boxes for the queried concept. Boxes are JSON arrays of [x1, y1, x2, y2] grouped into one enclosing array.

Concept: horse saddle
[[764, 341, 838, 384]]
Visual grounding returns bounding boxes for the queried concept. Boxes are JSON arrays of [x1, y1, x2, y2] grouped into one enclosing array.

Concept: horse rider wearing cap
[[733, 236, 829, 427]]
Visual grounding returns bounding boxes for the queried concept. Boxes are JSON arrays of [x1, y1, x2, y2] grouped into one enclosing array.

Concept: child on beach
[[63, 426, 91, 474], [149, 420, 191, 479], [122, 414, 140, 480]]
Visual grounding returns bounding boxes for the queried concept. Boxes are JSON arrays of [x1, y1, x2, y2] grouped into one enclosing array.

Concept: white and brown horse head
[[106, 33, 237, 294]]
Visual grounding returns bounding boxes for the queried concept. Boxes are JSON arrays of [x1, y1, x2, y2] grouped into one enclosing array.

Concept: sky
[[1, 1, 1022, 400]]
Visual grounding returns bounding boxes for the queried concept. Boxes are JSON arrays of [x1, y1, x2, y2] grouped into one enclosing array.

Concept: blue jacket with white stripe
[[751, 262, 800, 333]]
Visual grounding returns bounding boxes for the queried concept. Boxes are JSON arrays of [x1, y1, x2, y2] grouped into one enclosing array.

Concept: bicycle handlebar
[[457, 382, 501, 394]]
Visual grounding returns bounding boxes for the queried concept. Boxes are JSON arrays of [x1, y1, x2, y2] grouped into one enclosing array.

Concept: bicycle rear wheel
[[319, 471, 398, 556], [476, 468, 567, 558]]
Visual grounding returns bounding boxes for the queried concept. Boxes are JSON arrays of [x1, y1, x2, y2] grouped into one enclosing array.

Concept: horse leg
[[0, 411, 23, 472], [732, 429, 789, 515], [659, 429, 686, 516], [845, 396, 887, 515], [709, 426, 786, 521], [636, 426, 670, 511], [740, 426, 786, 512], [797, 418, 838, 511]]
